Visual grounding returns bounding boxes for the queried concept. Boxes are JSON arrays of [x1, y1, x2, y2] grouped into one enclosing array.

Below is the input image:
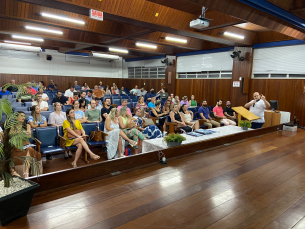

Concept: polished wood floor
[[5, 129, 305, 229]]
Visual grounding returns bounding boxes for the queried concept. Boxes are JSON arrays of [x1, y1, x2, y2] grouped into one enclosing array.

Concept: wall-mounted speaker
[[46, 55, 52, 61]]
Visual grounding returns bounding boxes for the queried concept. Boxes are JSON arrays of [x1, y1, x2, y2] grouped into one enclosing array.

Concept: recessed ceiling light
[[12, 35, 44, 42], [135, 42, 157, 49], [41, 12, 85, 25], [25, 25, 63, 35], [91, 52, 119, 60], [224, 32, 245, 39], [165, 36, 187, 43], [109, 48, 128, 54], [4, 40, 31, 45]]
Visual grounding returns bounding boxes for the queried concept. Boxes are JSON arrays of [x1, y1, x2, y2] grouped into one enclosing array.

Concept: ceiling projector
[[190, 6, 212, 29]]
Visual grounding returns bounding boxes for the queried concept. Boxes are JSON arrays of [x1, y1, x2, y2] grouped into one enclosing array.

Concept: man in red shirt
[[26, 82, 37, 95], [213, 100, 236, 126]]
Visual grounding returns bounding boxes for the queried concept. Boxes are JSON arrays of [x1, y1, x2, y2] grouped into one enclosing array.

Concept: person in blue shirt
[[74, 80, 82, 91], [48, 79, 58, 91], [85, 90, 93, 101], [31, 81, 39, 92], [145, 87, 157, 102], [0, 88, 11, 96], [198, 99, 220, 129], [147, 96, 156, 110]]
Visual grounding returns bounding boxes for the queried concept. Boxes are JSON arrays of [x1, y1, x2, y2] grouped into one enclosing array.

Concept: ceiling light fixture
[[109, 48, 128, 54], [41, 12, 85, 25], [224, 32, 245, 39], [4, 40, 31, 45], [0, 43, 41, 52], [25, 25, 63, 35], [165, 36, 187, 43], [135, 42, 157, 49], [12, 35, 44, 42], [91, 52, 119, 60]]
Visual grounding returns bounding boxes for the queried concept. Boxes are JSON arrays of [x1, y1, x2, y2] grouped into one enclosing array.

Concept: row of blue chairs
[[12, 105, 72, 112]]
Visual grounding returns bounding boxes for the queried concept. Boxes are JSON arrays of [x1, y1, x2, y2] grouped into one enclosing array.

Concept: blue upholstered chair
[[82, 123, 107, 147], [13, 107, 28, 112]]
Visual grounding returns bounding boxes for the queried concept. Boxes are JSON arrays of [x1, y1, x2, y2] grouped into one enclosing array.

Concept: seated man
[[147, 96, 156, 110], [120, 86, 127, 95], [145, 87, 157, 102], [32, 93, 49, 111], [223, 101, 238, 124], [93, 85, 104, 100], [78, 90, 89, 106], [130, 85, 138, 95], [198, 100, 220, 129], [7, 79, 18, 92], [85, 100, 102, 123], [213, 100, 236, 126], [0, 87, 11, 96], [117, 99, 132, 116], [52, 91, 68, 105], [85, 90, 93, 101], [74, 81, 82, 92], [48, 79, 58, 91], [88, 97, 103, 110], [38, 88, 49, 101], [101, 98, 114, 122], [64, 85, 76, 98], [137, 86, 147, 97]]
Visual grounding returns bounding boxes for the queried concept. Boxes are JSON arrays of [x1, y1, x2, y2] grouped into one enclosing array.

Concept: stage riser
[[29, 125, 282, 195]]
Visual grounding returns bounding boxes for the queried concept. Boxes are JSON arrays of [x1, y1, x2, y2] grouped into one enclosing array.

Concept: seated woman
[[180, 104, 199, 130], [72, 100, 87, 123], [189, 95, 197, 107], [172, 96, 181, 110], [135, 96, 149, 118], [63, 109, 100, 168], [170, 104, 187, 131], [134, 107, 163, 139], [48, 102, 72, 159], [82, 82, 90, 90], [105, 108, 137, 159], [78, 98, 87, 113], [28, 105, 48, 129], [151, 101, 168, 131], [162, 100, 172, 113], [118, 106, 145, 154], [104, 85, 111, 95], [113, 85, 120, 94], [9, 111, 43, 178], [67, 92, 79, 105]]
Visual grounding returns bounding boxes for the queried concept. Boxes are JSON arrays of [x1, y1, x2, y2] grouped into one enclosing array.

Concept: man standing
[[198, 100, 220, 129], [85, 100, 102, 123], [7, 79, 18, 92], [145, 87, 156, 102], [74, 81, 82, 91], [52, 91, 68, 105], [101, 98, 113, 122], [79, 91, 89, 106], [32, 93, 49, 111], [117, 99, 132, 116], [213, 100, 236, 126], [64, 85, 76, 98], [48, 79, 58, 91], [86, 90, 93, 101], [224, 101, 238, 124], [245, 92, 270, 129]]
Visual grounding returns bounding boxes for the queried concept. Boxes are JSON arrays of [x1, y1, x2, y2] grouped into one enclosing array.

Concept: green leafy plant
[[0, 84, 41, 188], [164, 133, 186, 143], [239, 120, 252, 128]]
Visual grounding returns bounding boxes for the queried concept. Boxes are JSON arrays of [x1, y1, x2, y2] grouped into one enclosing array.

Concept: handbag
[[143, 118, 155, 126], [180, 126, 192, 133], [67, 129, 82, 139], [90, 124, 103, 141]]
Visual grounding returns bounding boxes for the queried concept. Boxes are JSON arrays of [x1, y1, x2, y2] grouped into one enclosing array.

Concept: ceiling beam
[[15, 0, 248, 46], [60, 44, 92, 53]]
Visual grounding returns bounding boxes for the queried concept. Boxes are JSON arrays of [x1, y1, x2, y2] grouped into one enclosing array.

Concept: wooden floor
[[5, 129, 305, 229]]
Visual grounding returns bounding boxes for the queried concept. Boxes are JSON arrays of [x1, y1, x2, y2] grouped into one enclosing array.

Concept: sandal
[[68, 151, 72, 157], [129, 140, 138, 147], [90, 154, 100, 160], [71, 162, 77, 168]]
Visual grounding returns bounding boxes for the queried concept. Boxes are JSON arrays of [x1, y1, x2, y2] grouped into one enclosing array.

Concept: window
[[252, 73, 305, 79], [128, 66, 166, 79], [178, 71, 232, 79]]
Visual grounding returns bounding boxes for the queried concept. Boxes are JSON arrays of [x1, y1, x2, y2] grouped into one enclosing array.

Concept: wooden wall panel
[[231, 47, 253, 106]]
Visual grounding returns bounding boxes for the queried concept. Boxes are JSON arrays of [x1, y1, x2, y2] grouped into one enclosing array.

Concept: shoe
[[71, 162, 77, 168], [46, 154, 53, 160], [64, 152, 68, 159], [68, 151, 72, 157], [129, 140, 138, 147]]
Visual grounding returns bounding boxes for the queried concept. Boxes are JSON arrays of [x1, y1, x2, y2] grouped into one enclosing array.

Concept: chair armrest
[[197, 119, 205, 126], [166, 122, 177, 134], [59, 135, 67, 149], [35, 138, 41, 152], [112, 104, 118, 108], [150, 117, 159, 125]]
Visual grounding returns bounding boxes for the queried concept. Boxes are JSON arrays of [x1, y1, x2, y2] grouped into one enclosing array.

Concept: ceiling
[[0, 0, 303, 59]]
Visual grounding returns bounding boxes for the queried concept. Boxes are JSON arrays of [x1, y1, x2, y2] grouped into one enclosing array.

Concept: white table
[[142, 126, 253, 153]]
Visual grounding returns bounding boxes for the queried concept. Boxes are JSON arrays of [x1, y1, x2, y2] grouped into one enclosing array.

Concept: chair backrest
[[193, 112, 197, 121], [63, 105, 72, 111], [129, 95, 136, 99], [99, 122, 105, 131], [82, 123, 97, 136], [188, 107, 196, 113], [58, 126, 64, 136], [41, 111, 52, 121], [24, 102, 33, 107], [47, 100, 53, 105], [11, 102, 22, 107], [132, 102, 137, 109], [131, 99, 138, 103], [28, 130, 36, 144], [120, 95, 129, 99], [127, 102, 132, 110], [13, 107, 28, 112], [166, 115, 172, 122], [48, 105, 54, 112], [161, 98, 167, 102], [36, 127, 57, 148], [112, 99, 121, 106]]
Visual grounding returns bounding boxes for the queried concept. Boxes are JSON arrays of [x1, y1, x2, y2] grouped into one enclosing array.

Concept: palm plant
[[0, 84, 40, 188]]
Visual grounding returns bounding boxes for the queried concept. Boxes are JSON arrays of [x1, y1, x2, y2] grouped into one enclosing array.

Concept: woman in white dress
[[180, 104, 199, 130], [104, 108, 137, 159]]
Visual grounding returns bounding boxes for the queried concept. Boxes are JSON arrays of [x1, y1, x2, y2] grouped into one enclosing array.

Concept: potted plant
[[0, 83, 40, 226], [164, 133, 186, 147], [239, 120, 252, 130]]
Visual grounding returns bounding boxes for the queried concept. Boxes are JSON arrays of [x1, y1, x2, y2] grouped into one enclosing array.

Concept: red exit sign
[[89, 9, 103, 21]]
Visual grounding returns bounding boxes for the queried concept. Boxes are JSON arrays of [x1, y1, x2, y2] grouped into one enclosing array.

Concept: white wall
[[0, 49, 124, 78]]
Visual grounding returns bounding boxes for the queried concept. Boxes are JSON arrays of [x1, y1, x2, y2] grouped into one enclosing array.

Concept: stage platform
[[29, 125, 282, 196]]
